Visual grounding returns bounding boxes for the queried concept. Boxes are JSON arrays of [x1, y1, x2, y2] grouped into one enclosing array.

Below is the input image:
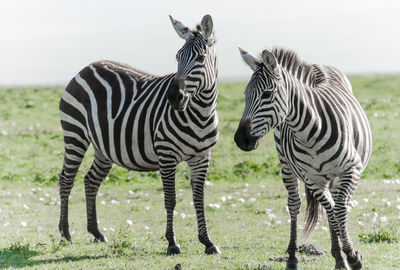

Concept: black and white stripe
[[235, 47, 372, 270], [58, 15, 220, 255]]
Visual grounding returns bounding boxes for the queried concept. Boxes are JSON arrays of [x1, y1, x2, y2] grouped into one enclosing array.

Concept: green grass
[[0, 75, 400, 269]]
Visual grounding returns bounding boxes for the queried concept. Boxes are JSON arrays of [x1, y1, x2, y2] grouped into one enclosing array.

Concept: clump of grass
[[4, 242, 32, 254], [358, 226, 400, 244], [109, 228, 135, 255]]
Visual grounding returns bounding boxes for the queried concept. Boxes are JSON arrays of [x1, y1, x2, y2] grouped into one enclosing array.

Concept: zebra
[[234, 47, 371, 270], [58, 14, 220, 255]]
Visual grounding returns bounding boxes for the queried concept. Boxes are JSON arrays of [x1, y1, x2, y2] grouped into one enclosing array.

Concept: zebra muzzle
[[234, 119, 260, 151], [167, 79, 190, 111]]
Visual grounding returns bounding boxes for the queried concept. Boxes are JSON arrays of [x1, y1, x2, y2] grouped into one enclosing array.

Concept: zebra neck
[[284, 78, 321, 146], [188, 85, 218, 119]]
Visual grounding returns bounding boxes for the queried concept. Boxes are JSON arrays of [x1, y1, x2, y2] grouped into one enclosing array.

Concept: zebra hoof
[[205, 245, 221, 255], [335, 261, 349, 270], [286, 262, 298, 270], [347, 250, 362, 270], [167, 245, 181, 255]]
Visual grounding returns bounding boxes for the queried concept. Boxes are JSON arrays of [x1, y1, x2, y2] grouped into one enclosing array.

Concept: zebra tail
[[301, 186, 322, 242]]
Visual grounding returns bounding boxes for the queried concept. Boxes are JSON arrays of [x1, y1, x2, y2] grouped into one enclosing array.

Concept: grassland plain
[[0, 75, 399, 269]]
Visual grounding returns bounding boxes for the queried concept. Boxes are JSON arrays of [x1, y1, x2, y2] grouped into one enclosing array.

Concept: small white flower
[[125, 199, 131, 204], [1, 130, 8, 136], [285, 206, 289, 213], [126, 220, 133, 226], [380, 216, 387, 223], [321, 226, 328, 231], [3, 222, 10, 227], [21, 221, 27, 227], [17, 193, 22, 198], [358, 220, 365, 226], [220, 196, 226, 202], [263, 221, 271, 226], [23, 205, 29, 210], [276, 220, 282, 225], [173, 210, 178, 216], [38, 225, 43, 231], [231, 204, 236, 208], [103, 227, 108, 231], [205, 180, 213, 186], [180, 213, 186, 219], [101, 200, 106, 205], [111, 200, 120, 205], [244, 183, 249, 187], [144, 225, 150, 230], [109, 227, 115, 232], [145, 206, 150, 210], [396, 204, 400, 210], [45, 193, 50, 197], [238, 198, 245, 203], [248, 197, 256, 203], [128, 190, 134, 195], [363, 198, 368, 203], [39, 197, 44, 202]]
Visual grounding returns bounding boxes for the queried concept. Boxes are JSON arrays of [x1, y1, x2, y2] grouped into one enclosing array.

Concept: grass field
[[0, 75, 400, 269]]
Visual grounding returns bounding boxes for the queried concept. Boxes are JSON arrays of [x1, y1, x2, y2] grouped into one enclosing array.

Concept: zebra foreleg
[[188, 156, 220, 255], [282, 170, 300, 270], [335, 169, 362, 270], [160, 157, 180, 255], [84, 155, 112, 242]]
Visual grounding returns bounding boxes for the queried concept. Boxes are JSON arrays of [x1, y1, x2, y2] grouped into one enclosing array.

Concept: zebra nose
[[234, 119, 259, 151], [167, 79, 186, 110]]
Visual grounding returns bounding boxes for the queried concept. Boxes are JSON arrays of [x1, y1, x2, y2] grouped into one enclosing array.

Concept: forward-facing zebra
[[58, 14, 220, 255], [234, 47, 371, 270]]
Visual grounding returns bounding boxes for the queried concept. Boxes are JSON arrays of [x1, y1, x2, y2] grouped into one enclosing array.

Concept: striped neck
[[282, 70, 320, 145]]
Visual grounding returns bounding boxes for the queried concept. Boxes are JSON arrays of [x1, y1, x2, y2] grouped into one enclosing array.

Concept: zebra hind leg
[[335, 169, 363, 270], [84, 153, 112, 242], [310, 187, 346, 269], [58, 136, 90, 243], [329, 179, 348, 269]]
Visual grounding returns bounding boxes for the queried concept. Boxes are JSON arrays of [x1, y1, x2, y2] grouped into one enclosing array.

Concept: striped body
[[61, 61, 218, 172], [235, 47, 371, 269], [58, 15, 221, 255]]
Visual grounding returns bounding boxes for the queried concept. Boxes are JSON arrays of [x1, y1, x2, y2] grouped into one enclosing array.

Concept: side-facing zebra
[[58, 14, 220, 255], [234, 47, 371, 270]]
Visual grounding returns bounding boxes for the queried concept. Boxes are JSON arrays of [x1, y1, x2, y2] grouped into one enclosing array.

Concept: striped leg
[[329, 179, 348, 269], [84, 153, 112, 242], [58, 135, 89, 243], [187, 155, 220, 255], [282, 167, 300, 270], [335, 168, 362, 270], [159, 156, 180, 255], [311, 187, 343, 269]]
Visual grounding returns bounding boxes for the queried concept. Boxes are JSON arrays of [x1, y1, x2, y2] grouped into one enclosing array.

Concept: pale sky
[[1, 0, 400, 85]]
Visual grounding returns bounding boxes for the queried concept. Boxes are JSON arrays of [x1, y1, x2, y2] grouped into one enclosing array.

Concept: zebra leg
[[335, 169, 362, 270], [284, 177, 300, 270], [58, 136, 89, 243], [84, 153, 112, 242], [311, 187, 344, 269], [159, 156, 180, 255], [329, 179, 348, 269], [187, 155, 220, 255]]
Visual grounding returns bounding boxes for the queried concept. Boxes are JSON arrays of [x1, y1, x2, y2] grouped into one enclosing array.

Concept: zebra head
[[167, 14, 217, 111], [234, 48, 286, 151]]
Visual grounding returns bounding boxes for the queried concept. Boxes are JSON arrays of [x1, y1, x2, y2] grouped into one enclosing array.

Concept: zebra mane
[[193, 24, 216, 46], [271, 47, 326, 88]]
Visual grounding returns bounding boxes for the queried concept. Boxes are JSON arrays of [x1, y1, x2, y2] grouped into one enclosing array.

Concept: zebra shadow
[[0, 246, 106, 269]]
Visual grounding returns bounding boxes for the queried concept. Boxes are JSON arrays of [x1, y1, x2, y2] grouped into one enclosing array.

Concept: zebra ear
[[201, 14, 214, 41], [239, 47, 261, 71], [169, 15, 192, 40], [261, 49, 279, 74]]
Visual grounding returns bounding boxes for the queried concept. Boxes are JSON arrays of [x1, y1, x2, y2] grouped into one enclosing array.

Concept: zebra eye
[[261, 91, 274, 99], [196, 54, 206, 62]]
